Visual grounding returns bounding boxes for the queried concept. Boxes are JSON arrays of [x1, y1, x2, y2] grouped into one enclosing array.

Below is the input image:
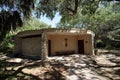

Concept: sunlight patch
[[6, 58, 22, 63]]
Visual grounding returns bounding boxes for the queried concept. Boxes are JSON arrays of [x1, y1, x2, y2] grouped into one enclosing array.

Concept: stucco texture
[[47, 34, 93, 55], [14, 28, 95, 59]]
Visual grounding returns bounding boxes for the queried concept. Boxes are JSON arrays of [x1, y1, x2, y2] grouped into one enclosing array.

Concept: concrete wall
[[14, 28, 94, 59], [14, 36, 22, 54], [47, 35, 78, 55], [77, 34, 92, 54], [21, 37, 42, 57], [47, 34, 93, 55]]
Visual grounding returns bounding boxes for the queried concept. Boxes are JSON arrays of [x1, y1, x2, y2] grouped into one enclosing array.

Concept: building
[[14, 28, 95, 60]]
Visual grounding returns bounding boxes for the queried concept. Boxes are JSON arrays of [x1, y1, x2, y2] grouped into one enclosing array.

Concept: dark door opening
[[48, 40, 51, 56], [78, 40, 84, 54]]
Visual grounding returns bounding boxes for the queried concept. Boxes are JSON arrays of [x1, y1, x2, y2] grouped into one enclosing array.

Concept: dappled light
[[0, 0, 120, 80], [0, 50, 120, 80]]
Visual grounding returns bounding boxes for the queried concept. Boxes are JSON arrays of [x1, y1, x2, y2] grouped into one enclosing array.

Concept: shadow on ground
[[0, 52, 67, 80], [0, 50, 120, 80]]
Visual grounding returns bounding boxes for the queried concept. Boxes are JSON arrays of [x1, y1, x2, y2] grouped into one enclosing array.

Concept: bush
[[96, 39, 106, 48], [0, 33, 15, 53], [105, 44, 112, 50]]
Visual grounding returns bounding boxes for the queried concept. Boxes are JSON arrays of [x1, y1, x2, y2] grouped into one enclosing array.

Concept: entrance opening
[[48, 40, 51, 56], [78, 40, 84, 54]]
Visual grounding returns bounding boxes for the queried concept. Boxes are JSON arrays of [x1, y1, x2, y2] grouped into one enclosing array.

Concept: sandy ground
[[0, 50, 120, 80]]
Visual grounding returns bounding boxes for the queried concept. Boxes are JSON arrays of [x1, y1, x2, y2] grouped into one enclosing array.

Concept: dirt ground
[[0, 49, 120, 80]]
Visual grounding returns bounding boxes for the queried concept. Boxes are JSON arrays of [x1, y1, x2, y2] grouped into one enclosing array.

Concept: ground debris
[[0, 51, 120, 80]]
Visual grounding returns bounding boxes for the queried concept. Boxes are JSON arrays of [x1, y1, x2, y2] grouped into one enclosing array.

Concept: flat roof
[[16, 28, 95, 37]]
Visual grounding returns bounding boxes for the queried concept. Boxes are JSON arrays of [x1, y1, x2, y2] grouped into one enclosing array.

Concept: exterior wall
[[77, 34, 92, 54], [14, 28, 95, 59], [21, 37, 42, 57], [47, 35, 78, 55], [41, 32, 47, 60], [47, 34, 93, 55], [14, 36, 22, 54]]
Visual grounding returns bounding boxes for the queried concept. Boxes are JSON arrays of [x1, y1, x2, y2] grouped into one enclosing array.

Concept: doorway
[[78, 40, 84, 54], [48, 40, 51, 56]]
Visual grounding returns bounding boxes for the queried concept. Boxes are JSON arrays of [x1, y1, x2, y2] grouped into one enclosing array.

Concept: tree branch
[[67, 0, 78, 15]]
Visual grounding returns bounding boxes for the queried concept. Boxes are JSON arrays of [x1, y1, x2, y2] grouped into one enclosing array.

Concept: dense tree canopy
[[0, 17, 50, 51], [56, 1, 120, 48], [0, 0, 35, 43], [18, 17, 51, 31], [0, 0, 119, 44]]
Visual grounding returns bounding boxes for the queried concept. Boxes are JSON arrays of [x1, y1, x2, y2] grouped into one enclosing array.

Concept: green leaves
[[0, 0, 35, 43], [56, 1, 120, 48], [0, 0, 120, 46], [0, 10, 22, 43], [81, 0, 100, 15], [19, 17, 50, 31]]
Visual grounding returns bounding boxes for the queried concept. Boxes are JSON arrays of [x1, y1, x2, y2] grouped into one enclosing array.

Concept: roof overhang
[[16, 28, 95, 37]]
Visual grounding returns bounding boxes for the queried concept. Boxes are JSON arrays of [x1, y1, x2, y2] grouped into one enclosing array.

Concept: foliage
[[57, 1, 120, 49], [0, 0, 103, 43], [0, 32, 15, 53], [0, 10, 22, 43], [0, 0, 119, 49], [87, 2, 120, 48], [18, 17, 51, 31], [0, 0, 35, 43], [0, 17, 50, 53]]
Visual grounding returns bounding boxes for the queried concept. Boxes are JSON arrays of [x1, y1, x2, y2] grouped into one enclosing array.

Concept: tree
[[0, 0, 35, 43], [0, 17, 50, 51], [56, 1, 120, 48], [0, 0, 117, 43], [18, 17, 51, 31], [87, 2, 120, 48]]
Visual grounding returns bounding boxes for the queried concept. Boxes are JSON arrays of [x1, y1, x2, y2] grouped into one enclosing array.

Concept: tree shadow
[[115, 69, 120, 76], [0, 51, 120, 80], [52, 54, 120, 80], [44, 67, 66, 80], [0, 55, 67, 80], [0, 59, 42, 80], [91, 53, 120, 80]]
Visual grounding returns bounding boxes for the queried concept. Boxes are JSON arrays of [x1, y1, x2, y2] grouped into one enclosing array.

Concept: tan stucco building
[[14, 28, 95, 60]]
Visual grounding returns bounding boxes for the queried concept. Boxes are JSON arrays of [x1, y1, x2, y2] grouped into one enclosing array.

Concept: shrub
[[0, 32, 15, 53]]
